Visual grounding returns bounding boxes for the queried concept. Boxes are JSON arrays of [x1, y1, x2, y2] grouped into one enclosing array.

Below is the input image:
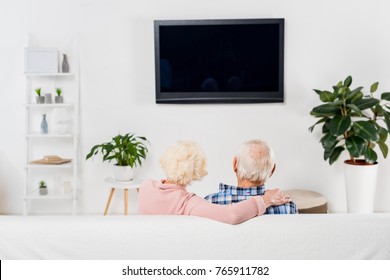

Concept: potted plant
[[309, 75, 390, 213], [35, 87, 44, 104], [55, 87, 63, 103], [39, 180, 48, 195], [86, 133, 149, 181]]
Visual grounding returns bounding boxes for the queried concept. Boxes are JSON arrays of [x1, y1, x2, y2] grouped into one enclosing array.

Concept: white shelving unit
[[23, 37, 80, 215]]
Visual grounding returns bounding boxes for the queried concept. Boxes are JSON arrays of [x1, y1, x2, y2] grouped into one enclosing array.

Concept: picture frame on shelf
[[24, 48, 59, 73]]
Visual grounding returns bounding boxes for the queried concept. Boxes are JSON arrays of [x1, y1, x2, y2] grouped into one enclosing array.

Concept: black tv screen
[[154, 18, 284, 104]]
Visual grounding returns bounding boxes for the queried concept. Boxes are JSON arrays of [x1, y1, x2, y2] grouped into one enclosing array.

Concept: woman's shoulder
[[140, 179, 160, 188]]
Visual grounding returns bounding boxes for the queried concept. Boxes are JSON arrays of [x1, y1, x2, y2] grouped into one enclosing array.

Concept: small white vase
[[113, 165, 134, 181], [344, 160, 378, 213], [51, 108, 71, 134]]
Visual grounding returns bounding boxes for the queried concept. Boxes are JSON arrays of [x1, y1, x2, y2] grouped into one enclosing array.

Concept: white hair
[[235, 139, 275, 184], [160, 141, 208, 186]]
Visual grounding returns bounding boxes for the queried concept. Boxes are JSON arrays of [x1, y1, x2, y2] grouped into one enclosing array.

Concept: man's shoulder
[[204, 190, 225, 203], [266, 200, 299, 214], [204, 183, 233, 204]]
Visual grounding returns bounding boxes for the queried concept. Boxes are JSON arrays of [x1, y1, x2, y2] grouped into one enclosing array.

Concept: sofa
[[1, 214, 389, 259]]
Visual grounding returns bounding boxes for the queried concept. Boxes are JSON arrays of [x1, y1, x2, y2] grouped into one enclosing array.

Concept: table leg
[[124, 189, 128, 215], [104, 188, 116, 215]]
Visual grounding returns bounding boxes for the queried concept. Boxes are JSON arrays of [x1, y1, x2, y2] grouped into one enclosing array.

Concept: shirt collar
[[159, 179, 186, 189], [218, 183, 265, 196]]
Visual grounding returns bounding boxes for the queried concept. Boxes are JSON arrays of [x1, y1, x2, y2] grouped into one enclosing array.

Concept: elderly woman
[[138, 141, 291, 224]]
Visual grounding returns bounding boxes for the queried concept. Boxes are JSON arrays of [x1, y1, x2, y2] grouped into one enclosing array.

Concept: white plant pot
[[113, 165, 134, 181], [344, 160, 378, 213]]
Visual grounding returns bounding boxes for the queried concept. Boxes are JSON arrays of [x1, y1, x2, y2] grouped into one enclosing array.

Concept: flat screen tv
[[154, 18, 284, 104]]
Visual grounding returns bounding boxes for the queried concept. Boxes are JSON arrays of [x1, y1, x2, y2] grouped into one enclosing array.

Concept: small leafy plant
[[309, 76, 390, 165], [39, 180, 47, 188], [34, 87, 42, 96], [55, 88, 62, 96], [86, 133, 149, 167], [39, 180, 48, 195]]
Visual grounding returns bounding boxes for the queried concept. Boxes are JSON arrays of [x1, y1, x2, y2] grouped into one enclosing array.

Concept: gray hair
[[236, 139, 275, 184]]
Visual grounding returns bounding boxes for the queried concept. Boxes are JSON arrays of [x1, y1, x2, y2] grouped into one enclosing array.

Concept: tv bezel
[[154, 18, 285, 104]]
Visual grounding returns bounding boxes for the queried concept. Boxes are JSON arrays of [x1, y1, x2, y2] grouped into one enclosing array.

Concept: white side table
[[103, 177, 140, 215]]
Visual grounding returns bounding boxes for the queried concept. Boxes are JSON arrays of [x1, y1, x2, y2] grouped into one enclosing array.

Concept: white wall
[[1, 0, 390, 214]]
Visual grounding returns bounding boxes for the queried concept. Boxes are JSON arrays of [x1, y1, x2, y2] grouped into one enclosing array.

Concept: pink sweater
[[138, 179, 267, 225]]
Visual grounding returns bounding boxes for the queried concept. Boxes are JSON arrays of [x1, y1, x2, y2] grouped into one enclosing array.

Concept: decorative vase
[[55, 96, 63, 103], [44, 93, 52, 103], [344, 160, 379, 213], [113, 165, 134, 181], [40, 114, 48, 134], [36, 96, 45, 104], [61, 54, 69, 73], [39, 187, 48, 195], [51, 108, 71, 134]]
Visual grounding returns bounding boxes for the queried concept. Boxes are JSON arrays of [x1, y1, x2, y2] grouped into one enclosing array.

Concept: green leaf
[[353, 98, 380, 110], [321, 132, 338, 150], [314, 89, 322, 95], [322, 120, 331, 134], [309, 117, 328, 132], [324, 146, 334, 161], [344, 76, 352, 87], [370, 82, 379, 93], [324, 147, 334, 161], [345, 136, 366, 158], [329, 146, 345, 165], [346, 87, 363, 100], [320, 91, 335, 102], [351, 92, 363, 103], [381, 92, 390, 101], [347, 104, 362, 115], [384, 112, 390, 132], [310, 104, 341, 116], [338, 87, 346, 94], [328, 116, 351, 136], [353, 121, 379, 141], [372, 104, 385, 117], [364, 148, 378, 163], [85, 145, 102, 160], [376, 124, 388, 142], [379, 141, 388, 158]]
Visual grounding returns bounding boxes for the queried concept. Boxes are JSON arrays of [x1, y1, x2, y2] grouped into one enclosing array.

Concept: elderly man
[[205, 139, 298, 214]]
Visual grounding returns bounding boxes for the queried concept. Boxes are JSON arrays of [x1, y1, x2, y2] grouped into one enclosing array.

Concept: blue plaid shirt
[[204, 183, 298, 214]]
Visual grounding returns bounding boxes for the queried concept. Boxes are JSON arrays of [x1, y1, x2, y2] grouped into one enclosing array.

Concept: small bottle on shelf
[[62, 54, 69, 73], [40, 114, 48, 134]]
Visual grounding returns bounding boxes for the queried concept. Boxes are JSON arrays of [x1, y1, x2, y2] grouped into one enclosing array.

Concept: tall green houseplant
[[309, 76, 390, 165]]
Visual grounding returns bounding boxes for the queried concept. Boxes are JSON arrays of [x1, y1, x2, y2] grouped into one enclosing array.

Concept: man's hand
[[263, 189, 291, 207]]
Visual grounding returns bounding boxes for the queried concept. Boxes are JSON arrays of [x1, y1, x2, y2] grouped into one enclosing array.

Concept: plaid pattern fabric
[[204, 183, 298, 214]]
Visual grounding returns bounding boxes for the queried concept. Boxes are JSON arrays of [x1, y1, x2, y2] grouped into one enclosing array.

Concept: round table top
[[104, 177, 141, 190]]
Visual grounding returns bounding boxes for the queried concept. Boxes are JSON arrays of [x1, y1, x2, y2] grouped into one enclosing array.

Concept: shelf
[[22, 193, 73, 200], [23, 34, 79, 215], [24, 72, 75, 77], [26, 133, 74, 138], [26, 103, 75, 108], [27, 163, 73, 169]]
